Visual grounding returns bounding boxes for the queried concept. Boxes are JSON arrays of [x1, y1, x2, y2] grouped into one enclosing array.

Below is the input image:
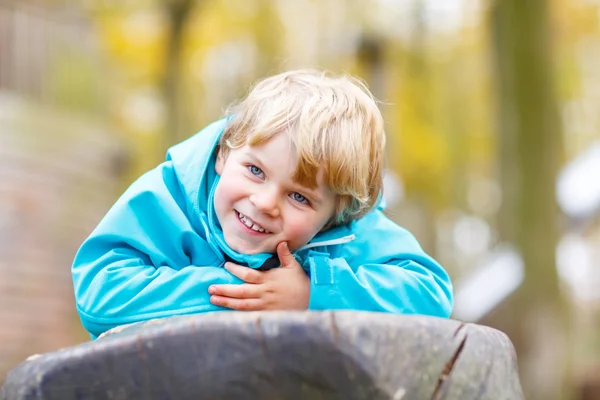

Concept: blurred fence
[[0, 1, 96, 102], [0, 1, 122, 383]]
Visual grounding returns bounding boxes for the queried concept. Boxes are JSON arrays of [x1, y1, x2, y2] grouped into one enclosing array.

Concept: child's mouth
[[235, 211, 271, 234]]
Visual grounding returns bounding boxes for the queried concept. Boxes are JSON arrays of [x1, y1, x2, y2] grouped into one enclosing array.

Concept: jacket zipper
[[297, 234, 356, 252]]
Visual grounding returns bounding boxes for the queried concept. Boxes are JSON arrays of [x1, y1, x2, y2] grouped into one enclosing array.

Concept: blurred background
[[0, 0, 599, 398]]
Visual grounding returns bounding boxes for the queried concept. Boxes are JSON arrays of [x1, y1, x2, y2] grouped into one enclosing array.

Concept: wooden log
[[576, 367, 600, 400], [1, 311, 523, 400]]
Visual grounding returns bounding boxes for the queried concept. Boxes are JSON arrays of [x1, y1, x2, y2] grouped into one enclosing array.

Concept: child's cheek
[[221, 174, 240, 194], [286, 216, 316, 244]]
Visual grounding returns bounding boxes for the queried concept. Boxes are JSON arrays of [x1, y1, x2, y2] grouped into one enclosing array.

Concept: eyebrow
[[245, 153, 269, 173], [244, 152, 324, 205]]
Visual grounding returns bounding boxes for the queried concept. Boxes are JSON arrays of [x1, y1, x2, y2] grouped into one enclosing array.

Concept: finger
[[208, 284, 262, 299], [210, 295, 264, 311], [276, 242, 296, 268], [224, 262, 264, 284]]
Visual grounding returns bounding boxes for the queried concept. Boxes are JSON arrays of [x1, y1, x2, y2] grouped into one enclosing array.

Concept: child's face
[[214, 133, 337, 254]]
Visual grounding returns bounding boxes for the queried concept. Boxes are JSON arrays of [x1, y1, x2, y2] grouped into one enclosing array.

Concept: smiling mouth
[[236, 211, 272, 234]]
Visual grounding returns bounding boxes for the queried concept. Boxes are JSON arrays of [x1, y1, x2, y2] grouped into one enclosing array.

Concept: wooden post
[[1, 312, 523, 400]]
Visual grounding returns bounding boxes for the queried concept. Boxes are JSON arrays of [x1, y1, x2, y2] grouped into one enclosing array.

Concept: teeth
[[237, 212, 270, 233]]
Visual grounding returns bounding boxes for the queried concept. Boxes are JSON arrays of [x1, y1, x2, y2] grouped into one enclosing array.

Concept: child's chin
[[246, 244, 277, 255], [227, 240, 274, 255]]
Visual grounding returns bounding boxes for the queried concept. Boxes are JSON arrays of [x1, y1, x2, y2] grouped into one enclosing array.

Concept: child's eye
[[290, 192, 309, 204], [247, 165, 264, 179]]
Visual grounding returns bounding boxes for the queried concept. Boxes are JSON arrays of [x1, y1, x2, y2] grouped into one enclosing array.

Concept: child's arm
[[306, 210, 453, 317], [208, 211, 453, 317], [72, 162, 236, 339]]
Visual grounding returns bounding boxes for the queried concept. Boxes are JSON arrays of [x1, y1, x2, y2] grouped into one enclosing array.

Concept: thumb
[[276, 242, 296, 268]]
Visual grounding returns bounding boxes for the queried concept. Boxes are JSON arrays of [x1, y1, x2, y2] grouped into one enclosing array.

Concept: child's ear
[[215, 146, 226, 175]]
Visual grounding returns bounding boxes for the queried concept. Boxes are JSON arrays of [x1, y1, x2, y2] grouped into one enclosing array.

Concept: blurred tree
[[490, 0, 571, 399], [162, 0, 195, 147], [357, 34, 384, 97]]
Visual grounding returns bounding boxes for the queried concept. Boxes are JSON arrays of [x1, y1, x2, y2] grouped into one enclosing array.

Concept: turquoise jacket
[[72, 118, 453, 338]]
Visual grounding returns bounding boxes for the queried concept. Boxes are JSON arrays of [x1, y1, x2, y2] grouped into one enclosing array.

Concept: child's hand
[[208, 242, 310, 311]]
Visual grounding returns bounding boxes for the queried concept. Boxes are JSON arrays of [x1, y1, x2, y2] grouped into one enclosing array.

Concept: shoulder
[[337, 210, 426, 263], [353, 210, 415, 241]]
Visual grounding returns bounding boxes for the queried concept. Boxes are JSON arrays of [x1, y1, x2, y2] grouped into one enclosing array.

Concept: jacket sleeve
[[72, 162, 237, 339], [306, 211, 453, 317]]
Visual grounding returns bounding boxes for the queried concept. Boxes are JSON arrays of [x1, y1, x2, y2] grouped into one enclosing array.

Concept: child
[[72, 69, 453, 339]]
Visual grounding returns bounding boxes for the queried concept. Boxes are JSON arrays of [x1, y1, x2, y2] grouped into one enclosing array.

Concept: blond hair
[[220, 69, 385, 227]]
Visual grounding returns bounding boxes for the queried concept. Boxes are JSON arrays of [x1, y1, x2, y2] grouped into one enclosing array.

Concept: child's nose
[[249, 190, 280, 217]]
